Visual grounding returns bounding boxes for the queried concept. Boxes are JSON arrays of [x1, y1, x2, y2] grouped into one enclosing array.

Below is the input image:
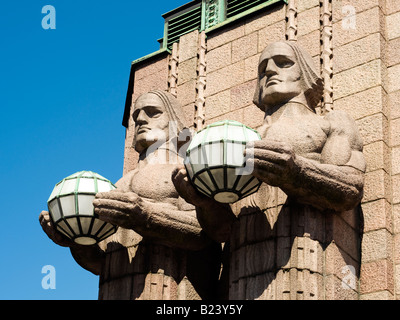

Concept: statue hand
[[93, 190, 149, 230], [171, 165, 211, 207], [39, 210, 75, 247], [172, 165, 235, 243], [245, 140, 298, 187]]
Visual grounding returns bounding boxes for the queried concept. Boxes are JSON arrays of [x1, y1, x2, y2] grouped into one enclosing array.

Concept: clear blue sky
[[0, 0, 188, 300]]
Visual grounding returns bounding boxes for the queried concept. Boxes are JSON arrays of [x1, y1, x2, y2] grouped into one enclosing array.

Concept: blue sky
[[0, 0, 188, 300]]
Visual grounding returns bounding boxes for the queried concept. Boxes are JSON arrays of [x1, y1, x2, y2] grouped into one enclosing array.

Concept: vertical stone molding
[[176, 30, 199, 130], [195, 31, 207, 130], [320, 0, 333, 114], [285, 0, 298, 41], [168, 42, 179, 97]]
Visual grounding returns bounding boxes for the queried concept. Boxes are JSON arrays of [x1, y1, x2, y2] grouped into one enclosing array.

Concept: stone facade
[[121, 0, 400, 299]]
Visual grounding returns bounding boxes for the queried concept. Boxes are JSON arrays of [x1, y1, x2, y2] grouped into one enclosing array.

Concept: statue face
[[132, 93, 170, 153], [257, 42, 303, 108]]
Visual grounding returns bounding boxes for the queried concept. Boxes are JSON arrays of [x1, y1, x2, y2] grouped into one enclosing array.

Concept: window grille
[[163, 2, 202, 49], [227, 0, 269, 18], [162, 0, 287, 50]]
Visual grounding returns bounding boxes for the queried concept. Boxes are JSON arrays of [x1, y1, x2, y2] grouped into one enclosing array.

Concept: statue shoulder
[[324, 110, 357, 131], [114, 169, 138, 190], [323, 110, 363, 150]]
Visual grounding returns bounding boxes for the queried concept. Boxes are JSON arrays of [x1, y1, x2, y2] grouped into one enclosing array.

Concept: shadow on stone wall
[[225, 197, 363, 299]]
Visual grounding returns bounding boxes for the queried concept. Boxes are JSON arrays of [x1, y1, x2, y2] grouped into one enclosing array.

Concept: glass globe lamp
[[185, 120, 262, 203], [47, 171, 118, 245]]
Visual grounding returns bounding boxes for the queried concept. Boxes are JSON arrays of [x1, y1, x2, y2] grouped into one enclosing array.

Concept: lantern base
[[214, 191, 239, 203], [74, 236, 97, 245]]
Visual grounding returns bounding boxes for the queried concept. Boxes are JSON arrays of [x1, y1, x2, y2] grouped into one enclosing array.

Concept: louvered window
[[227, 0, 270, 18], [162, 0, 286, 49], [164, 2, 202, 50]]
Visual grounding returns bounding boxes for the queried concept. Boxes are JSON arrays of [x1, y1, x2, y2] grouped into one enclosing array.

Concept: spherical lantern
[[185, 120, 262, 203], [47, 171, 118, 245]]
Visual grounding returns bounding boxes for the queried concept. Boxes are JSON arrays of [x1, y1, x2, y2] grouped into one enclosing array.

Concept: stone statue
[[39, 90, 230, 300], [173, 41, 366, 299], [250, 41, 365, 212]]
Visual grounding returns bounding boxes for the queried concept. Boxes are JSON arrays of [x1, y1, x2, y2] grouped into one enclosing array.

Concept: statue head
[[253, 41, 323, 112], [132, 90, 189, 155]]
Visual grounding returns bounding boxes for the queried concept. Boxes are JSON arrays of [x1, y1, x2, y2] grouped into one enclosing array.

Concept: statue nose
[[135, 110, 148, 124], [265, 60, 278, 77]]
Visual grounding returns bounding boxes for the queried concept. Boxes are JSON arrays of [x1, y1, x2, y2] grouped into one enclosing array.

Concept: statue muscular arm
[[38, 172, 145, 275], [39, 168, 215, 276], [92, 169, 218, 251], [247, 110, 366, 212], [93, 190, 213, 250], [39, 210, 105, 275], [171, 167, 236, 243]]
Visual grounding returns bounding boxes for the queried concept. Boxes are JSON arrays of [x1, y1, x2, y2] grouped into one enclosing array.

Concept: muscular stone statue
[[39, 90, 230, 299], [249, 41, 365, 212], [173, 41, 366, 299]]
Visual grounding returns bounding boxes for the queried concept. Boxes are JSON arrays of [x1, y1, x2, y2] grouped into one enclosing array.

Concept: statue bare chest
[[264, 114, 329, 159], [130, 164, 178, 201]]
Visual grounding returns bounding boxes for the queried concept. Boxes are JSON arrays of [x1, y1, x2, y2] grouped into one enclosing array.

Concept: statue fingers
[[251, 139, 293, 155], [94, 198, 134, 218], [39, 210, 50, 226], [39, 210, 57, 235], [95, 190, 140, 204], [251, 148, 293, 166], [248, 155, 286, 173], [93, 196, 141, 213], [39, 210, 74, 247], [172, 166, 188, 183], [246, 158, 286, 186], [258, 172, 282, 187], [94, 199, 149, 231], [171, 167, 192, 195], [171, 165, 185, 179]]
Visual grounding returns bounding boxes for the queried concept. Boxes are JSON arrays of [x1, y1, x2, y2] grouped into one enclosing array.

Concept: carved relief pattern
[[168, 42, 179, 97], [320, 0, 333, 114], [229, 195, 325, 300], [195, 31, 207, 130], [204, 0, 220, 30], [285, 0, 298, 41]]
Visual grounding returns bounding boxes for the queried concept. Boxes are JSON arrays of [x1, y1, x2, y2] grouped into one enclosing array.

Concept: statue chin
[[261, 92, 295, 109], [134, 141, 150, 155]]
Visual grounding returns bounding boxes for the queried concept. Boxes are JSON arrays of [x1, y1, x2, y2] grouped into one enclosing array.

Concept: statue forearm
[[280, 155, 364, 211], [69, 243, 105, 275], [195, 201, 235, 243], [40, 210, 105, 275], [171, 166, 236, 243], [248, 138, 365, 212], [131, 204, 213, 251], [94, 191, 213, 251]]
